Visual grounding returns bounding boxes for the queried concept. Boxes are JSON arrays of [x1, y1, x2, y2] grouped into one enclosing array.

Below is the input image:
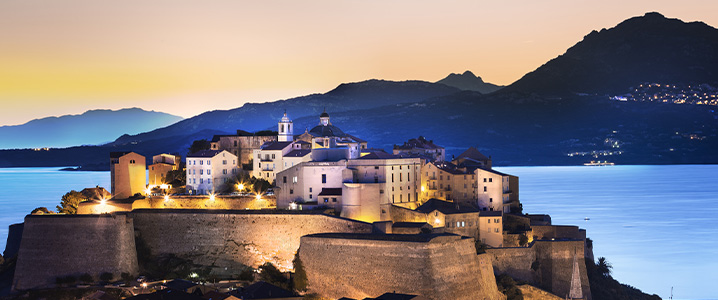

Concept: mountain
[[504, 12, 718, 95], [110, 80, 460, 146], [0, 108, 183, 149], [436, 70, 504, 94]]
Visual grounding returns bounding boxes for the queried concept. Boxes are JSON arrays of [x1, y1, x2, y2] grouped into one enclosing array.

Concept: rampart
[[486, 240, 591, 300], [77, 195, 276, 214], [130, 209, 373, 274], [299, 233, 504, 300], [3, 223, 23, 259], [12, 214, 138, 291]]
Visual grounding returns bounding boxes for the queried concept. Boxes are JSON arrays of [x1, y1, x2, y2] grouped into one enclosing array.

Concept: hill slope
[[504, 12, 718, 95], [0, 108, 183, 149]]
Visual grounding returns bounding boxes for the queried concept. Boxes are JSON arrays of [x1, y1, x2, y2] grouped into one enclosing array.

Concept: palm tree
[[596, 257, 612, 277]]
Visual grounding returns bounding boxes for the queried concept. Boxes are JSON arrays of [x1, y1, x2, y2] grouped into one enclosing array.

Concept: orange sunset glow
[[1, 0, 716, 125]]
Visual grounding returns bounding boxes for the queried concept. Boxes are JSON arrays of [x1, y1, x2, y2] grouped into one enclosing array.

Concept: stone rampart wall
[[3, 223, 23, 259], [487, 241, 591, 300], [12, 214, 138, 291], [531, 225, 582, 240], [130, 209, 373, 275], [299, 233, 504, 300]]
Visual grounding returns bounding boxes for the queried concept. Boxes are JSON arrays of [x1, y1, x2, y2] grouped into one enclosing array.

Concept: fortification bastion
[[12, 213, 139, 291], [129, 209, 374, 275], [299, 233, 505, 300]]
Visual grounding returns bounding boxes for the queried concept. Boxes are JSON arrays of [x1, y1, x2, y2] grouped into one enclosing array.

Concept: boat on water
[[583, 160, 615, 166]]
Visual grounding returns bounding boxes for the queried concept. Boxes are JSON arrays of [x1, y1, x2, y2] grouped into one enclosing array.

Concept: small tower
[[319, 108, 330, 126], [278, 110, 293, 142]]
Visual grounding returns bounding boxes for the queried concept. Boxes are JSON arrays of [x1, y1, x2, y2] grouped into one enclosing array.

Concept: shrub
[[79, 273, 93, 283], [100, 272, 114, 282], [496, 274, 523, 300], [237, 267, 254, 281], [292, 252, 307, 292], [121, 272, 133, 283]]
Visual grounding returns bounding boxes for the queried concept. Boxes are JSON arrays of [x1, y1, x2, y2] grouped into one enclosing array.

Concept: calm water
[[0, 166, 716, 299], [496, 165, 718, 300]]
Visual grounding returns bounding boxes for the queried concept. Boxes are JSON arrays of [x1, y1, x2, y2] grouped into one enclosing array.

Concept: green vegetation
[[292, 252, 308, 292], [474, 239, 488, 254], [31, 207, 52, 214], [223, 172, 272, 194], [586, 257, 661, 300], [495, 274, 523, 300], [188, 139, 211, 154], [57, 190, 84, 214], [164, 168, 187, 188], [237, 267, 254, 281], [79, 273, 93, 283], [99, 272, 113, 282], [258, 262, 290, 290]]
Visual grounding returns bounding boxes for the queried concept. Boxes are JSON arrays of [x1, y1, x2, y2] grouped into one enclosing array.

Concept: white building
[[475, 168, 519, 213], [186, 150, 239, 195]]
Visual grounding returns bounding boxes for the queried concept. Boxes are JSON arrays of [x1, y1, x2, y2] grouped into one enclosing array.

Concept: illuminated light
[[160, 184, 169, 190], [420, 186, 425, 192], [289, 202, 298, 210], [209, 194, 215, 201], [142, 282, 147, 288], [145, 188, 152, 195], [255, 194, 262, 201], [237, 183, 244, 191], [189, 272, 198, 278], [100, 198, 107, 205], [434, 218, 440, 225], [164, 195, 170, 202]]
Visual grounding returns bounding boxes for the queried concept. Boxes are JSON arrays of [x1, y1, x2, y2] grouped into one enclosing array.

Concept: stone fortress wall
[[12, 214, 139, 291], [130, 209, 374, 274], [487, 240, 591, 300], [299, 233, 505, 300], [77, 195, 277, 214]]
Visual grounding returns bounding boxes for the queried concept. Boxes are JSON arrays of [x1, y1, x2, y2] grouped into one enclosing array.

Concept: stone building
[[110, 151, 146, 199], [210, 131, 277, 168], [476, 168, 519, 213], [148, 153, 180, 186], [393, 136, 445, 162], [186, 150, 239, 195], [420, 161, 477, 204]]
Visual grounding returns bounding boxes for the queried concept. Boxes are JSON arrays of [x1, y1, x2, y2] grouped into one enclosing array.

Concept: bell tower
[[278, 110, 293, 142]]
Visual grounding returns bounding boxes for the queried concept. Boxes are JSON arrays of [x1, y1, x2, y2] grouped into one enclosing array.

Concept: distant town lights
[[238, 183, 244, 191], [160, 184, 169, 190], [255, 194, 262, 201], [289, 202, 297, 210], [164, 195, 170, 202]]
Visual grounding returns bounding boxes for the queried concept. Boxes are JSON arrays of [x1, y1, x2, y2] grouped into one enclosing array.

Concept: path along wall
[[299, 233, 504, 300], [12, 214, 138, 291], [130, 209, 373, 275], [486, 240, 591, 300]]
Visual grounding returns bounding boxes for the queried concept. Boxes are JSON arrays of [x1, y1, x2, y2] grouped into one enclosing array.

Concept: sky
[[1, 0, 717, 126]]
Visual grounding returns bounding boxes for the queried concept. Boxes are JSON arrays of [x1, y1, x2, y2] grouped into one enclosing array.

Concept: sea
[[1, 165, 716, 299]]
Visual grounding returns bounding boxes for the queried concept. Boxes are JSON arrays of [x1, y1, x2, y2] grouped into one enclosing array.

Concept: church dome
[[320, 110, 330, 118], [309, 124, 346, 137]]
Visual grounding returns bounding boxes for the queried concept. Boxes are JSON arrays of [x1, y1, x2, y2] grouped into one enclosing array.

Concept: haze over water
[[1, 165, 716, 299], [497, 165, 718, 300]]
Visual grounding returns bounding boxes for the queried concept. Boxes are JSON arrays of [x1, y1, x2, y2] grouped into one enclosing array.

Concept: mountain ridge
[[436, 70, 504, 94]]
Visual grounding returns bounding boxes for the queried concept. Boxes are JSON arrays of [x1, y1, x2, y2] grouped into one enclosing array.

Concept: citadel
[[5, 111, 592, 300]]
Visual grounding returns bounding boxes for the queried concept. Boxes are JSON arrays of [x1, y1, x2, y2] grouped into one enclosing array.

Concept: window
[[483, 178, 487, 182], [223, 169, 227, 175], [309, 187, 312, 192], [494, 228, 500, 233], [440, 175, 443, 180], [487, 219, 490, 223], [200, 160, 203, 165], [392, 194, 395, 203], [407, 172, 410, 181], [391, 174, 394, 182], [489, 198, 493, 202], [324, 198, 329, 203], [399, 173, 402, 182], [391, 166, 394, 170], [293, 176, 298, 183], [322, 174, 326, 184], [399, 194, 402, 202], [223, 160, 227, 165], [290, 189, 294, 194], [207, 170, 211, 175], [448, 176, 451, 180], [331, 198, 337, 202], [232, 169, 236, 174], [309, 194, 312, 199], [272, 154, 276, 159], [200, 178, 204, 184], [208, 179, 211, 185], [495, 218, 500, 223], [489, 178, 492, 183], [462, 221, 465, 227], [380, 190, 384, 194], [283, 176, 287, 183], [484, 187, 487, 192], [408, 193, 411, 201], [200, 169, 204, 175], [234, 141, 238, 146]]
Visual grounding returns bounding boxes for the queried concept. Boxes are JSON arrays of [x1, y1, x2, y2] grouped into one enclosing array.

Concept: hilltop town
[[3, 111, 628, 300]]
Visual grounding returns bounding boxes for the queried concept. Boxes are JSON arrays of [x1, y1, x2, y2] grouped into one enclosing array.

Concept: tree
[[292, 252, 307, 292], [79, 273, 93, 283], [596, 257, 612, 277], [31, 207, 51, 214], [258, 262, 289, 290], [57, 190, 85, 214], [188, 139, 211, 154], [518, 233, 529, 247], [100, 272, 114, 282]]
